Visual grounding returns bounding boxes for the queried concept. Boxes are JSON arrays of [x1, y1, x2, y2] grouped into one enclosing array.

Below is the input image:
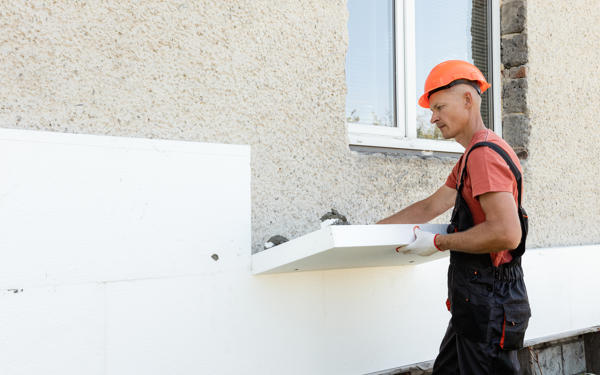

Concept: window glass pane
[[346, 0, 395, 127], [415, 0, 490, 140]]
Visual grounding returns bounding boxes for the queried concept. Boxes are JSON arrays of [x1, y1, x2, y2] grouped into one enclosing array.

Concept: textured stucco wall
[[525, 0, 600, 248], [0, 1, 454, 253], [3, 1, 593, 254]]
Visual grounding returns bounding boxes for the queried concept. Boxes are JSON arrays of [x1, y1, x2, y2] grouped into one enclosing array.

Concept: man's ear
[[463, 91, 473, 108]]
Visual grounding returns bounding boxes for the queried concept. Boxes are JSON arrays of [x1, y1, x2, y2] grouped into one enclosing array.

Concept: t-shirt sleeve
[[467, 147, 515, 199], [445, 159, 460, 189]]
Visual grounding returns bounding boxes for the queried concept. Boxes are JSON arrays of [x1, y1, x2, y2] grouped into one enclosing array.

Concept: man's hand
[[396, 226, 443, 257]]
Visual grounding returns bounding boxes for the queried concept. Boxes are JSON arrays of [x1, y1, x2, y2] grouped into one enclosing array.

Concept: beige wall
[[526, 0, 600, 247], [1, 1, 595, 253]]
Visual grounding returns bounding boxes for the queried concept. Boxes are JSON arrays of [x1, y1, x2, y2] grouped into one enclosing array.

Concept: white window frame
[[347, 0, 502, 154]]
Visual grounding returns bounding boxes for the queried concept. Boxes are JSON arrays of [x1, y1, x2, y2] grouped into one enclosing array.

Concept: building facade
[[1, 1, 599, 374]]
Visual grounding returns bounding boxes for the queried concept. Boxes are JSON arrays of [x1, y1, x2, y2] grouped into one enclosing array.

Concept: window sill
[[251, 224, 448, 275], [348, 124, 465, 155]]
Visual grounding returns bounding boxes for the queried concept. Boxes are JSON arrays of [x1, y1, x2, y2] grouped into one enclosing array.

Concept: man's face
[[428, 88, 469, 139]]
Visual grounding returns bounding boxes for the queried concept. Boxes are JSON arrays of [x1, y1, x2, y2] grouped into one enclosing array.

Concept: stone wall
[[501, 0, 530, 159]]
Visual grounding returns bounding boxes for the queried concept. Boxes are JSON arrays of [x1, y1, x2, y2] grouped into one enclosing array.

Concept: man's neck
[[455, 118, 486, 148]]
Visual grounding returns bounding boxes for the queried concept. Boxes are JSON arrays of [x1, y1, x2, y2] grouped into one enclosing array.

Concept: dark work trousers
[[432, 251, 531, 375]]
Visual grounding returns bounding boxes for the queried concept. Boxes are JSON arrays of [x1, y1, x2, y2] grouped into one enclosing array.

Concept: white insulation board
[[252, 224, 449, 274], [0, 128, 250, 288]]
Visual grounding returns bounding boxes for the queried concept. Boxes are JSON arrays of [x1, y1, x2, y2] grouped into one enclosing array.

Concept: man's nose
[[430, 112, 438, 124]]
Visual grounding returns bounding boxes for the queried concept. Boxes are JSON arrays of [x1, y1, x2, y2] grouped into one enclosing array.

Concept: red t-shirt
[[445, 129, 523, 267]]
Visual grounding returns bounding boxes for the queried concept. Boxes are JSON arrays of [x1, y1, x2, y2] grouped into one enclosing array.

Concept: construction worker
[[378, 60, 530, 374]]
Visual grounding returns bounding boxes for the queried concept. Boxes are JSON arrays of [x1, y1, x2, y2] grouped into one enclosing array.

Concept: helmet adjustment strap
[[427, 79, 482, 99]]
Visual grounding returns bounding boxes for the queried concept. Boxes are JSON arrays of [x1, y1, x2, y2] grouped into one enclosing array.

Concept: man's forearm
[[435, 221, 520, 254]]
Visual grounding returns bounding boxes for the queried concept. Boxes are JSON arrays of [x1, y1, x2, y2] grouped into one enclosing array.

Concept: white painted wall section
[[0, 129, 599, 375], [523, 245, 600, 339]]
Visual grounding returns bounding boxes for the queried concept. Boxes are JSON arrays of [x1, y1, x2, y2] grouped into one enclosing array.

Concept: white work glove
[[396, 226, 443, 257]]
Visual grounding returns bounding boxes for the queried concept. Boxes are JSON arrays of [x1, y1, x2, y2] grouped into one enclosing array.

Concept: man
[[378, 60, 530, 374]]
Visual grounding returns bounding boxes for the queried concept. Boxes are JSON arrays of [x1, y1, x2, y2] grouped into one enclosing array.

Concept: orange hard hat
[[418, 60, 491, 108]]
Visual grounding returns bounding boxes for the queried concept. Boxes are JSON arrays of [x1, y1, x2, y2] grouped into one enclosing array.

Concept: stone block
[[533, 346, 563, 375], [501, 0, 526, 34], [503, 113, 530, 152], [503, 65, 527, 79], [502, 34, 528, 68], [562, 340, 586, 375], [502, 78, 528, 114], [584, 331, 600, 374]]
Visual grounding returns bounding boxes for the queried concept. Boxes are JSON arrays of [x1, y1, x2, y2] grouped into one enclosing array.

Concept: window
[[346, 0, 501, 154]]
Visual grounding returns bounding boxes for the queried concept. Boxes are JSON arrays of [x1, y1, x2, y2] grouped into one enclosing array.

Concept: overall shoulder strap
[[458, 141, 523, 206]]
